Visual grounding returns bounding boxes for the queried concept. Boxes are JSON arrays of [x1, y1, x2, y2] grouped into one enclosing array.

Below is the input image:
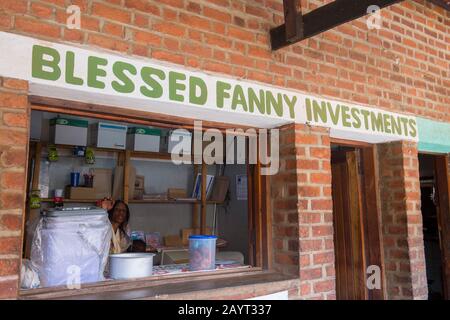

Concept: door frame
[[330, 138, 386, 300]]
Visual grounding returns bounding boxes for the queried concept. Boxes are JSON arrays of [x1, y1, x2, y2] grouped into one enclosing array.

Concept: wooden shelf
[[41, 198, 97, 203], [129, 199, 224, 205], [41, 198, 223, 205]]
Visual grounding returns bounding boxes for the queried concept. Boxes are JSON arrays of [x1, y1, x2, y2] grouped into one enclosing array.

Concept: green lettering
[[305, 98, 313, 121], [361, 110, 371, 130], [87, 56, 107, 89], [65, 51, 83, 85], [283, 95, 297, 119], [248, 88, 265, 114], [383, 114, 392, 134], [327, 103, 341, 125], [351, 108, 361, 129], [216, 81, 231, 109], [112, 61, 137, 94], [140, 67, 165, 99], [266, 92, 283, 117], [32, 45, 61, 81], [341, 105, 351, 128], [312, 100, 327, 123], [400, 117, 409, 135], [189, 76, 207, 105], [408, 119, 417, 137], [231, 85, 248, 112], [370, 112, 384, 132], [169, 71, 186, 102], [391, 115, 402, 135]]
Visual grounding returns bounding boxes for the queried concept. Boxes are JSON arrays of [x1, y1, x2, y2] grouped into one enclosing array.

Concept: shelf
[[41, 198, 224, 205], [41, 198, 97, 203], [129, 199, 224, 205]]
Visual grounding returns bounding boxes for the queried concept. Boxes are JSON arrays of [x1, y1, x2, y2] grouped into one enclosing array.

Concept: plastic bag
[[20, 259, 40, 289], [30, 208, 112, 288]]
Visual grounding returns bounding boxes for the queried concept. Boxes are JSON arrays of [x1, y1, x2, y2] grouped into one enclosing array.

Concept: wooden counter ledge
[[20, 269, 297, 300]]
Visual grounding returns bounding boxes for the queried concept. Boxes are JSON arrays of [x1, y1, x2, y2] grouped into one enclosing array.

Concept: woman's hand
[[97, 197, 115, 211]]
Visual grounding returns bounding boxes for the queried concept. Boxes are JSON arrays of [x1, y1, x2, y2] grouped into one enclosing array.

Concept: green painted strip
[[127, 127, 161, 136], [50, 118, 88, 128], [417, 117, 450, 154]]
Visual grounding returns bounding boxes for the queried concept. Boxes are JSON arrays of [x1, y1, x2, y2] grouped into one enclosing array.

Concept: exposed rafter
[[270, 0, 403, 50], [427, 0, 450, 11]]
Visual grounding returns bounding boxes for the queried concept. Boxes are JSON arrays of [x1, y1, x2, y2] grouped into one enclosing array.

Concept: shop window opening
[[19, 108, 267, 295]]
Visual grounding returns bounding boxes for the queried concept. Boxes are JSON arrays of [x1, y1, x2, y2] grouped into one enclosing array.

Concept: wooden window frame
[[20, 97, 272, 297]]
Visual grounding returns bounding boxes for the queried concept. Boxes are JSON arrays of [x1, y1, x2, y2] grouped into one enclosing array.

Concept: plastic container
[[31, 207, 112, 287], [188, 235, 217, 271], [109, 253, 155, 280]]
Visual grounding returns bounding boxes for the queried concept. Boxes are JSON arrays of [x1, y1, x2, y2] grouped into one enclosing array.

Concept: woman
[[106, 200, 132, 254]]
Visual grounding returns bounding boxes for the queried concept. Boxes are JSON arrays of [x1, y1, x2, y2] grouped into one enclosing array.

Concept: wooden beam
[[427, 0, 450, 11], [283, 0, 303, 43], [271, 0, 403, 50], [200, 162, 207, 234], [361, 147, 386, 300]]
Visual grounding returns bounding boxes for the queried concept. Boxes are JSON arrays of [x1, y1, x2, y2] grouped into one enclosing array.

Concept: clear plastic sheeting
[[31, 207, 112, 288]]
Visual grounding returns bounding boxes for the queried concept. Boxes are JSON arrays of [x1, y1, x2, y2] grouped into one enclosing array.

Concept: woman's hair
[[107, 200, 130, 233]]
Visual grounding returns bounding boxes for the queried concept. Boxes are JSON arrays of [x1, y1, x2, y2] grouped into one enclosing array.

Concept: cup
[[70, 172, 80, 187], [54, 189, 63, 197]]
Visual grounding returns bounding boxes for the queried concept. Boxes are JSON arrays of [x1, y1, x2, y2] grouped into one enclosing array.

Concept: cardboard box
[[161, 129, 192, 154], [89, 122, 127, 149], [49, 118, 88, 146], [65, 186, 97, 200], [127, 127, 161, 152], [167, 188, 187, 199], [90, 168, 113, 199]]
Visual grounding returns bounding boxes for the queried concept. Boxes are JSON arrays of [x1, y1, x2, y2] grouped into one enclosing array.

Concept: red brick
[[0, 213, 23, 230], [0, 237, 21, 255], [312, 225, 333, 237], [14, 17, 60, 39], [3, 112, 28, 128], [152, 50, 184, 65], [0, 148, 27, 168], [0, 259, 20, 277], [313, 280, 335, 293], [87, 34, 130, 52], [0, 0, 27, 14], [31, 2, 54, 19], [133, 30, 162, 45], [92, 3, 131, 23], [0, 129, 27, 146], [0, 172, 25, 190], [0, 279, 18, 299], [2, 79, 28, 91], [0, 92, 28, 109]]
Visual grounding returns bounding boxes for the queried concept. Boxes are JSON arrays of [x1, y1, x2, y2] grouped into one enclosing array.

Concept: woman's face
[[112, 203, 127, 225]]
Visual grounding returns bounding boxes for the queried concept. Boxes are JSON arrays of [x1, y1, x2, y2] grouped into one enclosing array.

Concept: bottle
[[30, 190, 41, 209]]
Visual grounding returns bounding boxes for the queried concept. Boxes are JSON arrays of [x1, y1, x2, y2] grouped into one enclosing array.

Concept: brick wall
[[377, 141, 428, 299], [0, 0, 448, 122], [272, 123, 334, 300], [0, 77, 30, 299]]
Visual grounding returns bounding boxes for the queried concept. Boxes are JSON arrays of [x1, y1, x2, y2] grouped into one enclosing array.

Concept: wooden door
[[434, 155, 450, 299], [332, 149, 367, 300]]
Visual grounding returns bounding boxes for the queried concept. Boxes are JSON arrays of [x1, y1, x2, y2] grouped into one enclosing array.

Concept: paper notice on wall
[[236, 174, 247, 201]]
